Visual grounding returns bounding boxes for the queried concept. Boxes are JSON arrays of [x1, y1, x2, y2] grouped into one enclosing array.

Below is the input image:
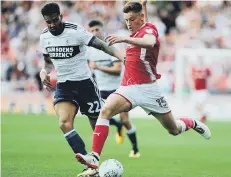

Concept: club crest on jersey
[[46, 46, 80, 59], [145, 29, 153, 34]]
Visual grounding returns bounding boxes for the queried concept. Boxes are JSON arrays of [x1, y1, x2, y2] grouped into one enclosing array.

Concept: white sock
[[176, 120, 186, 133], [96, 118, 109, 126], [127, 125, 136, 134], [64, 129, 75, 137]]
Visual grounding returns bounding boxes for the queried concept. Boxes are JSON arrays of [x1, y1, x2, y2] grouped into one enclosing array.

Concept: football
[[99, 159, 124, 177]]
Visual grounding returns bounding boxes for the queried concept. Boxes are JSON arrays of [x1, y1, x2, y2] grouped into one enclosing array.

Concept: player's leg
[[100, 90, 124, 139], [93, 93, 131, 154], [153, 111, 211, 139], [54, 101, 87, 155], [76, 93, 132, 169], [198, 103, 207, 123], [191, 90, 208, 123], [138, 81, 211, 139], [120, 112, 140, 157], [56, 80, 99, 177], [110, 118, 124, 139]]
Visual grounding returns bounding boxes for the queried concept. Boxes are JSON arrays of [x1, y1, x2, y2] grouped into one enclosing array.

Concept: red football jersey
[[191, 67, 211, 90], [121, 23, 161, 86]]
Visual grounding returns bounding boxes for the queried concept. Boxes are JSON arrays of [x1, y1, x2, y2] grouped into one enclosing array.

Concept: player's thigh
[[54, 81, 79, 122], [100, 93, 132, 118], [152, 111, 178, 131], [138, 82, 171, 115], [77, 78, 103, 119], [54, 101, 78, 123], [100, 90, 116, 100]]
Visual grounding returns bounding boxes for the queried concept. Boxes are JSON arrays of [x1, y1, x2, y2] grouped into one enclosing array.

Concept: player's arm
[[106, 34, 156, 48], [42, 55, 54, 74], [88, 37, 125, 62], [40, 55, 54, 90], [140, 0, 148, 23], [90, 61, 121, 75]]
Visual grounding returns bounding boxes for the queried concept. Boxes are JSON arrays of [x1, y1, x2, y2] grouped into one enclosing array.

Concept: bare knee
[[100, 106, 113, 119], [59, 118, 73, 132], [54, 102, 77, 133]]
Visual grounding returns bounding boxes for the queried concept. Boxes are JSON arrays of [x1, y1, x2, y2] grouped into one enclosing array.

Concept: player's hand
[[39, 69, 54, 91], [105, 35, 126, 46], [140, 0, 147, 6], [89, 61, 98, 70]]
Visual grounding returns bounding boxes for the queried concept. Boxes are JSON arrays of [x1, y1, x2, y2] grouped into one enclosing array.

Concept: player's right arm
[[140, 0, 148, 23], [39, 55, 54, 90], [39, 34, 54, 90], [106, 33, 156, 48]]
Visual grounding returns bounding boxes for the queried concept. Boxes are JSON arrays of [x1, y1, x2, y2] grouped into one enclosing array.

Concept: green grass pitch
[[1, 113, 231, 177]]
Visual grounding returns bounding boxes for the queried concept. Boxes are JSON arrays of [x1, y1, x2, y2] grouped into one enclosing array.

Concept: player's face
[[124, 11, 144, 34], [89, 25, 104, 40], [43, 13, 63, 32]]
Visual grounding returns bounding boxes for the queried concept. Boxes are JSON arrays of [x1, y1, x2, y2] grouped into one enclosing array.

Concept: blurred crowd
[[1, 1, 231, 93]]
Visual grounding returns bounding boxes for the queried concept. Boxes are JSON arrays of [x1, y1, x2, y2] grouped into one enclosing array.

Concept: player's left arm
[[106, 34, 156, 48], [90, 61, 121, 75], [88, 37, 125, 62]]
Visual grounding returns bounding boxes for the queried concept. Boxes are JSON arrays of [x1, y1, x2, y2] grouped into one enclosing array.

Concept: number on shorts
[[87, 101, 100, 113], [156, 97, 168, 108]]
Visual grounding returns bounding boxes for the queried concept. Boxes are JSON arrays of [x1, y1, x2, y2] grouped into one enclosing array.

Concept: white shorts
[[114, 82, 171, 115], [191, 90, 208, 105]]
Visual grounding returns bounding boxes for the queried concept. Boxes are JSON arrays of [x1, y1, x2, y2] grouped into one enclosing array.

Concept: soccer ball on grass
[[99, 159, 124, 177]]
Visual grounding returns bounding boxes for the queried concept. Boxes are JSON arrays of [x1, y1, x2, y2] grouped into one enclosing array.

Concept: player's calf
[[168, 128, 181, 136]]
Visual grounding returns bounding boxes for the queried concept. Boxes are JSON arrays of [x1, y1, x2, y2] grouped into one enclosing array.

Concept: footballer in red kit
[[190, 63, 211, 123], [122, 22, 161, 86], [191, 67, 210, 90], [76, 1, 212, 169]]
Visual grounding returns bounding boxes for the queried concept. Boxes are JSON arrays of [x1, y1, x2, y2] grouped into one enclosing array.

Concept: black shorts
[[54, 79, 102, 119], [100, 90, 116, 100]]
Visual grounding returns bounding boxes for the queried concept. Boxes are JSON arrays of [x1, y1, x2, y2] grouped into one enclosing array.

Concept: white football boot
[[77, 167, 99, 177], [193, 120, 211, 140], [76, 152, 99, 169]]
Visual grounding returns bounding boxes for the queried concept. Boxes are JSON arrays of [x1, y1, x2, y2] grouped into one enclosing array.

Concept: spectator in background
[[1, 1, 231, 94]]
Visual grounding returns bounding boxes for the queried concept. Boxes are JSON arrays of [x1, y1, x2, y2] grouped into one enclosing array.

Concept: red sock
[[178, 118, 194, 130], [92, 124, 109, 155]]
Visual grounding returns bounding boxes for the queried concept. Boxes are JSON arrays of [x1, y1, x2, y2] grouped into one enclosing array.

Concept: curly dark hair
[[41, 3, 60, 16]]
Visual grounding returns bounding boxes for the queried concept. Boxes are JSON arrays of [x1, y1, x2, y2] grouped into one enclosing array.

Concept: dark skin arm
[[39, 55, 54, 90]]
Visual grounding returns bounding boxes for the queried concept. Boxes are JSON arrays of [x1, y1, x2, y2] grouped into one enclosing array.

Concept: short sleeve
[[86, 47, 94, 61], [77, 25, 94, 46], [141, 27, 158, 38], [39, 35, 48, 54]]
